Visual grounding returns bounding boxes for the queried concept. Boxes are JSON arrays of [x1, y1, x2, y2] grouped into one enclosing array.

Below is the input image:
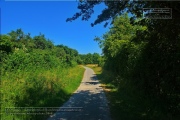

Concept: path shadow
[[90, 75, 98, 81], [48, 89, 111, 120], [81, 81, 99, 85]]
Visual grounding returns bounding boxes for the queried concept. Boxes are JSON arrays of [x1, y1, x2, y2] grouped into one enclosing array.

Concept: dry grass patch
[[86, 64, 98, 67]]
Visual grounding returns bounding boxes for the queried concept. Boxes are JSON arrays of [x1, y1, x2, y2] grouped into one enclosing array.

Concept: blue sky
[[0, 0, 110, 54]]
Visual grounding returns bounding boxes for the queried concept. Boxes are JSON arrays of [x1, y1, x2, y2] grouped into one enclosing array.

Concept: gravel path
[[47, 66, 111, 120]]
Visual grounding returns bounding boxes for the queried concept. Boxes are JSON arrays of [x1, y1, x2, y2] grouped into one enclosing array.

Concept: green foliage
[[0, 35, 13, 53], [0, 29, 85, 120], [95, 13, 180, 119], [78, 53, 101, 65], [33, 34, 54, 49], [8, 28, 24, 41], [97, 56, 104, 67], [1, 66, 84, 120], [95, 13, 146, 75], [68, 1, 180, 27], [69, 1, 180, 119], [56, 44, 79, 66]]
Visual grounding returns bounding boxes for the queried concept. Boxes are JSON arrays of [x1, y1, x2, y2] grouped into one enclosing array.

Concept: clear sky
[[0, 0, 110, 54]]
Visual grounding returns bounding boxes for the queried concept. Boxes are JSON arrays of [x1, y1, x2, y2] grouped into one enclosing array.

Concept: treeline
[[0, 29, 101, 67], [95, 13, 179, 118], [0, 29, 80, 67], [0, 29, 100, 120], [78, 53, 102, 65]]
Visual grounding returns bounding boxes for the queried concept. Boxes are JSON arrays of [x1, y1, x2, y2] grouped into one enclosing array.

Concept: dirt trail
[[47, 66, 111, 120]]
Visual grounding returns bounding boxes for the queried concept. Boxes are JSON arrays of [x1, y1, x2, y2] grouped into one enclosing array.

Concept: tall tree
[[67, 1, 180, 115], [67, 1, 180, 27]]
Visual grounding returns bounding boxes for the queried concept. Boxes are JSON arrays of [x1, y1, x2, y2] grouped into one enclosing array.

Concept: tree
[[8, 28, 24, 41], [33, 34, 53, 50], [85, 53, 93, 64], [68, 2, 180, 115], [78, 53, 101, 65], [67, 1, 180, 27], [68, 0, 180, 90], [56, 44, 79, 65], [92, 53, 100, 64]]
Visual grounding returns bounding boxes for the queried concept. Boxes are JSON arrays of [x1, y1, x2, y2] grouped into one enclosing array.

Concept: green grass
[[88, 65, 178, 120], [1, 65, 85, 120]]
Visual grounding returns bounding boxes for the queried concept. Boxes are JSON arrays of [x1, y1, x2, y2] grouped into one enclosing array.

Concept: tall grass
[[1, 65, 84, 120], [0, 31, 85, 120]]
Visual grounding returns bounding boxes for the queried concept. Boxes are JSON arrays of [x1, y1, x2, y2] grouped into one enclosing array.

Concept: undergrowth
[[89, 65, 179, 120], [1, 65, 84, 120]]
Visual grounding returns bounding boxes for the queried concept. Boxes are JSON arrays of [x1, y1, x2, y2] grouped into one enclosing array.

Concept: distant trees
[[1, 29, 85, 67], [78, 53, 101, 65], [56, 45, 79, 66], [1, 29, 102, 68]]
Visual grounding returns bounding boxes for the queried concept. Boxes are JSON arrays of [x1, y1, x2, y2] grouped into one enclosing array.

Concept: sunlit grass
[[85, 64, 98, 67], [1, 65, 85, 120]]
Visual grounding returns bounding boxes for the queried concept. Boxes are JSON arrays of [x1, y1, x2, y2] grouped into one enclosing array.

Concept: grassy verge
[[1, 65, 85, 120], [87, 65, 176, 120]]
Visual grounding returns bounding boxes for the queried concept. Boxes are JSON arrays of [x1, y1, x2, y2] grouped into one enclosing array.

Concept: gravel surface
[[47, 66, 111, 120]]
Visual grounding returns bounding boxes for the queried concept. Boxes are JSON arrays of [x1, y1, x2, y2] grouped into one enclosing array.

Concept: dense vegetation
[[92, 13, 179, 119], [0, 29, 99, 120], [1, 1, 180, 119], [78, 53, 103, 65], [69, 1, 180, 119]]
